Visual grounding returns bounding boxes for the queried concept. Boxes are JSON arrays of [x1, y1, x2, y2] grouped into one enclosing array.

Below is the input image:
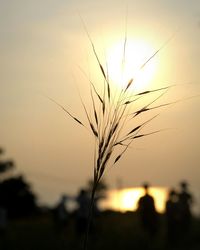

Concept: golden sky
[[0, 0, 200, 206]]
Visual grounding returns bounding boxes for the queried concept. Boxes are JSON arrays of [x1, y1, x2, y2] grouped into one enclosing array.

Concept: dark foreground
[[0, 211, 200, 250]]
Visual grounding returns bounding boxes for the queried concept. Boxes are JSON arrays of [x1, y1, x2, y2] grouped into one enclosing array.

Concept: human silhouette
[[53, 195, 69, 232], [165, 188, 179, 246], [137, 183, 159, 237], [178, 181, 193, 237], [75, 189, 90, 236]]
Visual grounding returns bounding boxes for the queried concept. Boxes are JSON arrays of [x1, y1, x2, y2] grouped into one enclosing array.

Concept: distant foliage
[[0, 175, 37, 218], [86, 179, 108, 199], [0, 147, 14, 173], [0, 147, 37, 218]]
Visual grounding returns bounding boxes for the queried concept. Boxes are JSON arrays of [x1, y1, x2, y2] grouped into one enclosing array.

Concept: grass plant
[[49, 23, 183, 250]]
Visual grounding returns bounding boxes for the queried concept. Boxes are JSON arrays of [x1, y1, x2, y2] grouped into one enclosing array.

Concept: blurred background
[[0, 0, 200, 249]]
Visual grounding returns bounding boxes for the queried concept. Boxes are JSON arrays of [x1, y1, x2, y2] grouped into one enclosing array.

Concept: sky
[[0, 0, 200, 207]]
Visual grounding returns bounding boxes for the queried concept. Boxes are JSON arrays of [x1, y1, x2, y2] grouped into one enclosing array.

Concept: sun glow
[[106, 39, 158, 91], [100, 187, 168, 213]]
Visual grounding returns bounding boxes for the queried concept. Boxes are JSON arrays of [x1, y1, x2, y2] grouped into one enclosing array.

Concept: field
[[0, 211, 200, 250]]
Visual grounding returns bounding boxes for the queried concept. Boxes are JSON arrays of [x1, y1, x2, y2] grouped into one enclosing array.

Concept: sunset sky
[[0, 0, 200, 207]]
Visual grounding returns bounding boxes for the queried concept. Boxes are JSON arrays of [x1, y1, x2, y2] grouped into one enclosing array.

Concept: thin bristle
[[135, 85, 172, 96], [124, 78, 133, 92], [90, 122, 98, 138], [90, 89, 99, 126], [133, 90, 168, 117], [46, 96, 84, 126], [132, 130, 163, 139]]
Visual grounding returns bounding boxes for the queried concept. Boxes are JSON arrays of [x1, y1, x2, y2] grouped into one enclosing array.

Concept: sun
[[99, 187, 168, 213], [106, 39, 158, 91], [120, 189, 143, 211]]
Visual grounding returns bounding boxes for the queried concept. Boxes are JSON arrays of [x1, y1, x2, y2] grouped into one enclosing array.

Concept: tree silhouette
[[86, 179, 108, 200], [0, 147, 37, 218], [0, 147, 14, 174], [0, 175, 37, 218]]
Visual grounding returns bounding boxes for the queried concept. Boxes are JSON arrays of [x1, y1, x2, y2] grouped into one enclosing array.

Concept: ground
[[0, 211, 200, 250]]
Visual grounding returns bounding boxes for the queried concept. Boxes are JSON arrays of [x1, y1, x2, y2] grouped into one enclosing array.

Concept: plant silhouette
[[49, 23, 180, 250]]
